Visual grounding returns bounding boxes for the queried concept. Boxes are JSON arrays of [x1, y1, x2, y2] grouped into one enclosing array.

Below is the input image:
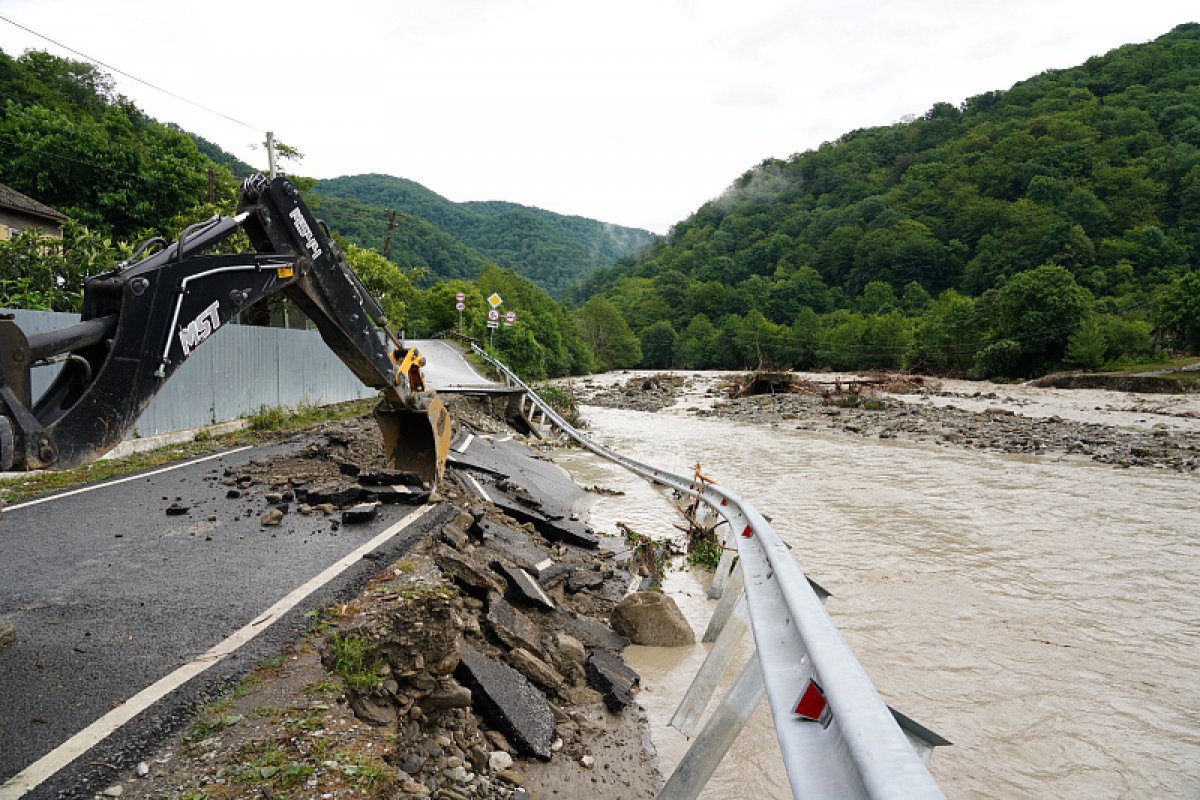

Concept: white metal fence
[[3, 308, 374, 439]]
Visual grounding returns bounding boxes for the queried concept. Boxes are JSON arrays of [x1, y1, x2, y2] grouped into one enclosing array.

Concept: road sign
[[487, 309, 499, 322], [455, 291, 465, 302], [487, 293, 503, 308], [504, 310, 516, 326], [455, 301, 465, 311]]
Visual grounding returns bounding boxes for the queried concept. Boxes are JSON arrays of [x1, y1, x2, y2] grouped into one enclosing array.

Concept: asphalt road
[[409, 339, 511, 394], [0, 438, 450, 799]]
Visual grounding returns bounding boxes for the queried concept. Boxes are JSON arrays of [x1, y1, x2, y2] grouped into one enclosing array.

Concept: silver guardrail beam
[[469, 345, 945, 799]]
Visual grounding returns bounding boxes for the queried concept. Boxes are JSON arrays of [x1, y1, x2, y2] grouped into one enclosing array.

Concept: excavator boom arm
[[0, 175, 450, 485]]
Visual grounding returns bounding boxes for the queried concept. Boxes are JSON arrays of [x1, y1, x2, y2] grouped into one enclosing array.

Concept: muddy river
[[551, 376, 1200, 799]]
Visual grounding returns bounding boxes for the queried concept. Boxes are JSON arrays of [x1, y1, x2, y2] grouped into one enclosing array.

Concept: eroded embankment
[[110, 396, 664, 800]]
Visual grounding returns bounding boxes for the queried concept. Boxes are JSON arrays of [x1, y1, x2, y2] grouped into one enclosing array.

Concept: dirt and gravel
[[705, 390, 1199, 472], [572, 370, 1200, 474]]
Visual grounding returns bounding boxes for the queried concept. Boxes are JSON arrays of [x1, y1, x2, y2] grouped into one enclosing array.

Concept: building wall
[[0, 209, 64, 239]]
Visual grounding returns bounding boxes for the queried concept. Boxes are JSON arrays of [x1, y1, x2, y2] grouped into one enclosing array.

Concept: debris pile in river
[[703, 387, 1200, 472], [577, 373, 689, 412]]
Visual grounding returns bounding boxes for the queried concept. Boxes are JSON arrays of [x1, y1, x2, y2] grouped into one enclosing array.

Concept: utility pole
[[382, 209, 397, 260], [266, 131, 277, 180]]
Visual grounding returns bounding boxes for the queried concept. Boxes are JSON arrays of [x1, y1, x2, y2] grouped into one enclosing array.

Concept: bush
[[972, 339, 1023, 379]]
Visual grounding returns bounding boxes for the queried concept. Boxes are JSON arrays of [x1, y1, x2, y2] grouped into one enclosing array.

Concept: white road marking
[[1, 446, 255, 513], [0, 504, 437, 799], [465, 474, 492, 503], [453, 433, 475, 454]]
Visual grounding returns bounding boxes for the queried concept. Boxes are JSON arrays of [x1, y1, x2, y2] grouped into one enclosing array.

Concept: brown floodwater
[[551, 381, 1200, 800]]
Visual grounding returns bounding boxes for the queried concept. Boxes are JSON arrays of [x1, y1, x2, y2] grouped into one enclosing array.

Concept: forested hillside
[[0, 49, 235, 238], [315, 174, 655, 297], [579, 23, 1200, 376], [304, 193, 489, 280], [0, 48, 598, 379]]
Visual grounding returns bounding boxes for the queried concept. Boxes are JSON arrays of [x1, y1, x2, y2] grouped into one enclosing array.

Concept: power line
[[0, 13, 261, 132]]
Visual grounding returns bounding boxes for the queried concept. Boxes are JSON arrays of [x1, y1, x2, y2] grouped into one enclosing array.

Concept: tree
[[909, 290, 983, 373], [0, 223, 116, 311], [987, 264, 1093, 373], [1064, 316, 1107, 370], [676, 314, 720, 368], [859, 281, 898, 314], [639, 321, 677, 368], [1154, 270, 1200, 350], [574, 297, 641, 370], [342, 243, 417, 327]]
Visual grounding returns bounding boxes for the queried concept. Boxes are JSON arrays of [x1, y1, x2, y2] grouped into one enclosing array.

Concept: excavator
[[0, 174, 451, 486]]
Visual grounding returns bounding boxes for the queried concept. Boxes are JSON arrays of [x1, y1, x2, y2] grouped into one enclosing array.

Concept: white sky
[[1, 1, 1196, 233]]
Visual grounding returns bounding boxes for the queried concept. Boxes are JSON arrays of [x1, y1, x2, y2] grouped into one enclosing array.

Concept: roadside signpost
[[504, 310, 516, 327], [485, 294, 504, 345], [486, 308, 500, 345], [455, 292, 465, 333]]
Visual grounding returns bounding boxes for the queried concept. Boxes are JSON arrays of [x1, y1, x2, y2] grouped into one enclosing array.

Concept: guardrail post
[[707, 523, 739, 600], [671, 591, 749, 736], [701, 563, 744, 643], [658, 652, 766, 800]]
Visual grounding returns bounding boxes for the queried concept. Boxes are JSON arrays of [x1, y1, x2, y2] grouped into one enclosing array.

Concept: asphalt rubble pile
[[698, 378, 1200, 473], [115, 395, 663, 800]]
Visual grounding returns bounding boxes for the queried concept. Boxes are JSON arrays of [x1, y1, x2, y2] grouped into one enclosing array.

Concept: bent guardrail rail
[[470, 344, 947, 800]]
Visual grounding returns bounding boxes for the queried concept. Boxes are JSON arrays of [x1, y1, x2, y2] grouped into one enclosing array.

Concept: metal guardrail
[[470, 344, 946, 800]]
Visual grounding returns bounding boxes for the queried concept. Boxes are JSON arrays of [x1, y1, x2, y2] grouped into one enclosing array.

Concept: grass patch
[[256, 653, 286, 670], [0, 398, 374, 505], [188, 714, 242, 743], [333, 750, 394, 790], [1102, 354, 1197, 374], [300, 678, 341, 696], [231, 741, 313, 791], [283, 705, 327, 733], [835, 393, 864, 410], [326, 634, 385, 692], [687, 537, 724, 571]]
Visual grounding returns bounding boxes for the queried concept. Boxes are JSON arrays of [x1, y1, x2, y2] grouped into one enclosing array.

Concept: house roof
[[0, 183, 68, 222]]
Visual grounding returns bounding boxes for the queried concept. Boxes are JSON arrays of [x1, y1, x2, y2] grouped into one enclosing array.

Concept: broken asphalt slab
[[455, 642, 556, 760]]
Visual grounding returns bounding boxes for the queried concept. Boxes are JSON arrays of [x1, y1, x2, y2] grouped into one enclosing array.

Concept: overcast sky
[[1, 1, 1196, 233]]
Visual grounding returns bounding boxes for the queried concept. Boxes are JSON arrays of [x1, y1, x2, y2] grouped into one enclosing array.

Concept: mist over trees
[[575, 23, 1200, 376]]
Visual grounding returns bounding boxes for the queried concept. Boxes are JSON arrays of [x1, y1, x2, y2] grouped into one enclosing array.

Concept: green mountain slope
[[575, 23, 1200, 374], [304, 192, 489, 280], [315, 174, 654, 296]]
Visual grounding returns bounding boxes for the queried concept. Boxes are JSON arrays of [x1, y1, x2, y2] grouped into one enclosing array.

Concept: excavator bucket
[[373, 395, 452, 488]]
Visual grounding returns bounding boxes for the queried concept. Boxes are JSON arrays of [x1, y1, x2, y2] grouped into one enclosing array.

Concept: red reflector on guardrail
[[741, 525, 753, 538], [721, 498, 727, 506], [794, 679, 830, 724]]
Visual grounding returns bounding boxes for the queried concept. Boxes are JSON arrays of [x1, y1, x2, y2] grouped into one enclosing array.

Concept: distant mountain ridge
[[314, 173, 655, 296]]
